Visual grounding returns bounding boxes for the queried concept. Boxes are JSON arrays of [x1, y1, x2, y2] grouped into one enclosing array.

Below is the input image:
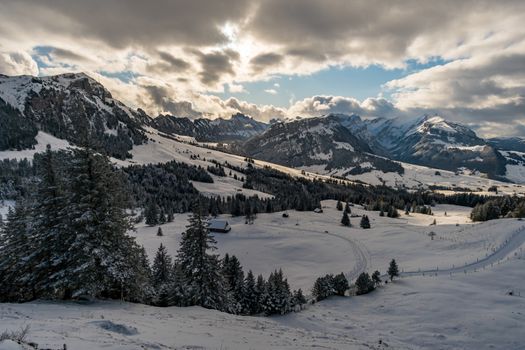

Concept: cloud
[[0, 0, 252, 49], [0, 51, 38, 75], [250, 53, 284, 73], [264, 89, 277, 95], [194, 49, 240, 86], [386, 50, 525, 129], [288, 95, 398, 119], [229, 83, 246, 93], [147, 51, 191, 74]]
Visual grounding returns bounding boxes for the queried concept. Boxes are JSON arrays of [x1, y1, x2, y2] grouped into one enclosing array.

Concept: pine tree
[[25, 145, 69, 299], [152, 244, 172, 288], [360, 215, 371, 229], [145, 201, 159, 226], [345, 202, 351, 214], [255, 274, 267, 314], [158, 207, 166, 224], [222, 254, 245, 313], [312, 274, 335, 301], [333, 272, 349, 296], [372, 270, 381, 287], [379, 208, 385, 217], [157, 227, 163, 236], [336, 200, 343, 211], [0, 202, 33, 301], [355, 272, 374, 295], [177, 202, 226, 310], [341, 210, 350, 226], [59, 147, 145, 300], [264, 269, 291, 315], [242, 270, 258, 314], [292, 289, 307, 309], [388, 259, 399, 281]]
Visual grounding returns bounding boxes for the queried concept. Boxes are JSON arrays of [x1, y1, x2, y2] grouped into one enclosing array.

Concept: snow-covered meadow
[[2, 199, 524, 349]]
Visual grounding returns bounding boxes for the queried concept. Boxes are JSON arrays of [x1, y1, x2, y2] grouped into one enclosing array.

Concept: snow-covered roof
[[208, 219, 230, 230]]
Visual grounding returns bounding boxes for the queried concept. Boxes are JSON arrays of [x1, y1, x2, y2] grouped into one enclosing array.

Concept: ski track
[[260, 221, 371, 282], [401, 225, 525, 277]]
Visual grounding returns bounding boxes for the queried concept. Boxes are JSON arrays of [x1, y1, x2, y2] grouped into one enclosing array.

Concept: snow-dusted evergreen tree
[[333, 272, 349, 296], [336, 200, 343, 211], [145, 200, 159, 226], [372, 270, 382, 287], [242, 270, 258, 314], [263, 269, 292, 315], [292, 288, 307, 309], [0, 202, 32, 301], [152, 243, 172, 288], [152, 243, 173, 306], [341, 210, 350, 226], [345, 202, 351, 214], [312, 274, 335, 301], [222, 254, 245, 313], [388, 259, 399, 281], [177, 202, 226, 310], [360, 215, 371, 229], [355, 272, 374, 295], [58, 146, 147, 300], [157, 227, 163, 236], [255, 274, 267, 313], [27, 145, 68, 298]]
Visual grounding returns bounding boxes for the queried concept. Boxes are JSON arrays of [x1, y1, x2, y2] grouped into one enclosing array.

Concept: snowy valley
[[1, 73, 525, 350]]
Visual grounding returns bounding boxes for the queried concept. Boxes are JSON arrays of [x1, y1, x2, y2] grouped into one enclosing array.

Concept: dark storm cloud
[[147, 51, 191, 74], [49, 47, 90, 62], [1, 0, 252, 48], [250, 53, 284, 72], [144, 85, 203, 118], [194, 50, 240, 86]]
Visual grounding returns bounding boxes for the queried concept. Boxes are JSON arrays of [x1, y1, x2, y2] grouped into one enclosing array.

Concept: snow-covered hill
[[364, 115, 507, 178], [239, 115, 404, 175], [2, 200, 524, 350], [0, 73, 151, 159]]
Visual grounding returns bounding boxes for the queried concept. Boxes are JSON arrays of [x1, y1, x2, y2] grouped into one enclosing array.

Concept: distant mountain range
[[0, 72, 522, 182]]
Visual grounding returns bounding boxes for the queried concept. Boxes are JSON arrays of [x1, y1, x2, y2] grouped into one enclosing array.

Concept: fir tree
[[152, 243, 172, 288], [333, 272, 349, 296], [388, 259, 399, 281], [157, 227, 163, 236], [336, 200, 343, 211], [312, 274, 335, 301], [372, 270, 381, 287], [345, 202, 351, 214], [145, 201, 159, 226], [341, 210, 350, 226], [255, 274, 267, 314], [0, 202, 32, 301], [26, 145, 69, 299], [222, 254, 245, 313], [360, 215, 371, 229], [263, 269, 292, 315], [242, 270, 258, 314], [177, 202, 226, 310], [292, 289, 307, 309], [355, 272, 374, 295], [59, 147, 144, 300]]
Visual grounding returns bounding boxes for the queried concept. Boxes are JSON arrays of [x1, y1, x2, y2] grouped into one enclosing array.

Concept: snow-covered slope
[[365, 115, 507, 178], [239, 115, 404, 175], [2, 200, 524, 350], [0, 73, 151, 159]]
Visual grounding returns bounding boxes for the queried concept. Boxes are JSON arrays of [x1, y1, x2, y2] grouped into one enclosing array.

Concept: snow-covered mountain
[[365, 115, 507, 178], [240, 115, 404, 175], [0, 73, 151, 159], [488, 136, 525, 153], [153, 112, 268, 142]]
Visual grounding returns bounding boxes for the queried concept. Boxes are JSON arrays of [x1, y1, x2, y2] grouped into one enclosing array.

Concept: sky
[[0, 0, 524, 137]]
